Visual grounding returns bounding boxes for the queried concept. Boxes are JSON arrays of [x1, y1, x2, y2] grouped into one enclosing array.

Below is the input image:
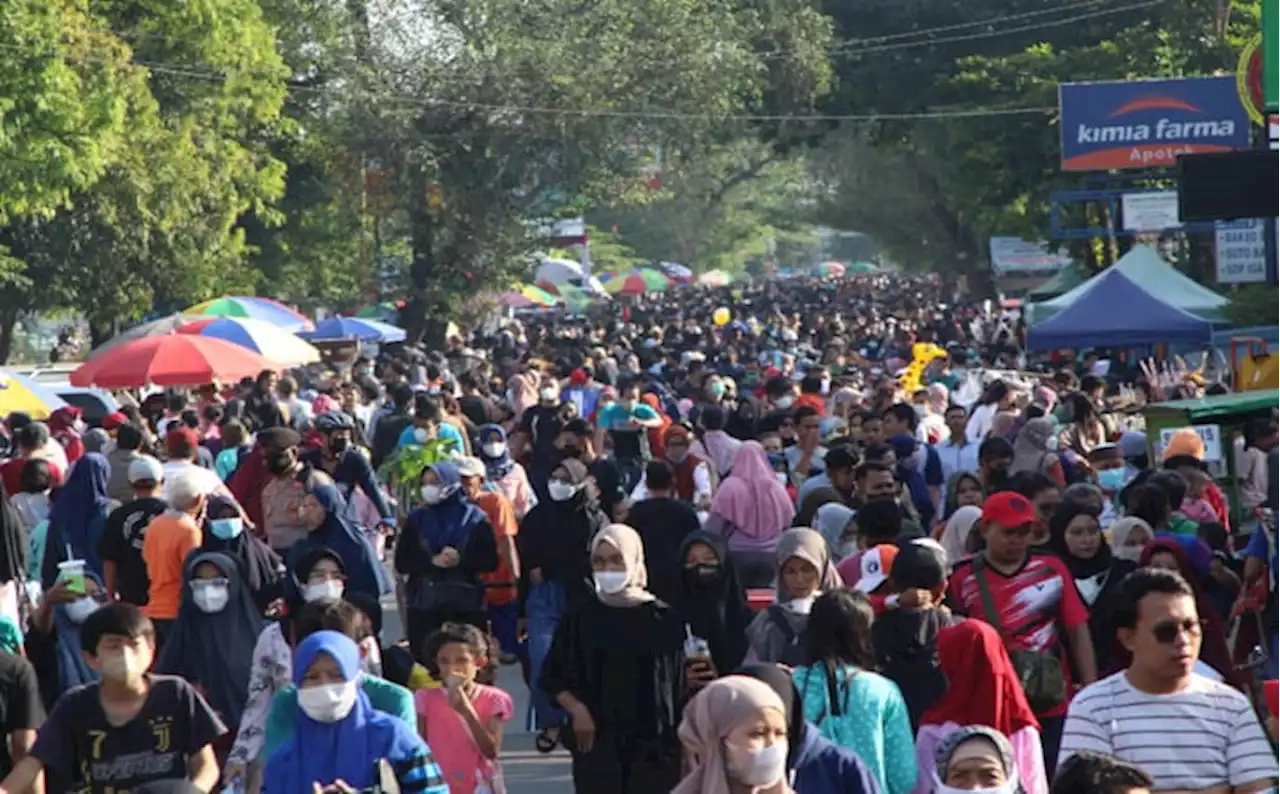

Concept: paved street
[[380, 592, 573, 793]]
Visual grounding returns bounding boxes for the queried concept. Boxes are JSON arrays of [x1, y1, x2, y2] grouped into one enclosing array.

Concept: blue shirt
[[1245, 524, 1277, 587], [396, 422, 465, 454], [596, 401, 659, 431]]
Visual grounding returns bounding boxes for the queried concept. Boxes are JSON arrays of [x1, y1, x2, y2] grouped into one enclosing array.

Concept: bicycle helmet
[[314, 411, 355, 434]]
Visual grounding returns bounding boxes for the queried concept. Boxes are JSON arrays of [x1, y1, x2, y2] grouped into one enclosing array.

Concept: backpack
[[766, 605, 808, 667]]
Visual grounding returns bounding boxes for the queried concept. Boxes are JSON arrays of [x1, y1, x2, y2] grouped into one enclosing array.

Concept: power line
[[824, 0, 1118, 47]]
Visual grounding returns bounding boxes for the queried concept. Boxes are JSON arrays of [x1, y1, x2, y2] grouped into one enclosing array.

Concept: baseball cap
[[891, 539, 948, 591], [981, 491, 1038, 528], [569, 369, 588, 386], [455, 456, 485, 479], [853, 544, 899, 593], [127, 455, 164, 485], [164, 426, 200, 456], [101, 411, 128, 431]]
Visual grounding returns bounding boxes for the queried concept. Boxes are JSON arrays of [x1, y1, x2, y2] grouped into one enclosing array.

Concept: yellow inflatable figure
[[899, 342, 948, 394]]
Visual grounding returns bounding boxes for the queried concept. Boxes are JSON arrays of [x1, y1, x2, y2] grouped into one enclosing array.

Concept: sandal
[[535, 728, 560, 754]]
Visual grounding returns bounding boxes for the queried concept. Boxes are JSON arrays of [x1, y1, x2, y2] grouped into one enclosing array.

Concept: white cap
[[455, 456, 485, 479], [127, 455, 164, 484]]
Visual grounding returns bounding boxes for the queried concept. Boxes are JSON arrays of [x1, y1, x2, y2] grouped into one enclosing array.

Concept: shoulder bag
[[971, 555, 1066, 713]]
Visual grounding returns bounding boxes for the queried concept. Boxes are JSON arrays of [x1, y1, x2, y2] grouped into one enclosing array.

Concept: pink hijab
[[674, 676, 788, 794], [709, 441, 795, 540], [507, 373, 538, 417]]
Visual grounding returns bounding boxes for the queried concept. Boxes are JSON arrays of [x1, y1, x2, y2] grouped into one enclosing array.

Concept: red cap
[[981, 491, 1038, 527], [569, 369, 588, 386], [164, 427, 200, 457], [101, 411, 128, 431]]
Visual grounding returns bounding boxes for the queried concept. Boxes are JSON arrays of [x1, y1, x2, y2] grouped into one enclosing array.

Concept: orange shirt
[[141, 512, 202, 620], [475, 491, 519, 606]]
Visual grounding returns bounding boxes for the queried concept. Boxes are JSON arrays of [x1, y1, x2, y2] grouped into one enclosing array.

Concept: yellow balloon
[[713, 307, 731, 326]]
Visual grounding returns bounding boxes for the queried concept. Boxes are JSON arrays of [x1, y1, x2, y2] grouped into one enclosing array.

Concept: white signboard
[[988, 237, 1074, 276], [1122, 191, 1181, 231], [1158, 424, 1223, 462], [1215, 219, 1268, 283]]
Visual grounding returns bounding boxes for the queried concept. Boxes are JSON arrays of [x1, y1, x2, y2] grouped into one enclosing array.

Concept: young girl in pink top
[[416, 624, 513, 794]]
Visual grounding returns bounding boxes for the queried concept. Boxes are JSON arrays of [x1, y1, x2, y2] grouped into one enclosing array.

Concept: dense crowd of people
[[0, 273, 1271, 794]]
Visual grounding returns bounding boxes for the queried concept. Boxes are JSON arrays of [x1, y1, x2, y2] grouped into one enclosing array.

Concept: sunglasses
[[1152, 618, 1203, 644]]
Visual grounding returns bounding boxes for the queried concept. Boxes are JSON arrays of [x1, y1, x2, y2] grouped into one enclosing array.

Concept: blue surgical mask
[[1096, 468, 1127, 492], [210, 517, 244, 540]]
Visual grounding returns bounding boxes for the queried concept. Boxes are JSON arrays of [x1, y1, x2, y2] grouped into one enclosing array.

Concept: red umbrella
[[70, 334, 274, 388]]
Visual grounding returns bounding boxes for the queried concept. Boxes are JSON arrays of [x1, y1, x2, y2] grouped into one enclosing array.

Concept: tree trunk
[[0, 309, 18, 365]]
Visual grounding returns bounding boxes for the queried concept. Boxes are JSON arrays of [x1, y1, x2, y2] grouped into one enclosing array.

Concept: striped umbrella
[[519, 284, 559, 306], [848, 261, 879, 274], [498, 292, 536, 309], [698, 269, 733, 287], [604, 268, 672, 295], [812, 261, 846, 278], [657, 261, 694, 282], [176, 317, 321, 365], [558, 285, 596, 311], [184, 296, 314, 332]]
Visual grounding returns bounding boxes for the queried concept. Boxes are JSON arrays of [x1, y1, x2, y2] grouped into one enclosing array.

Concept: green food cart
[[1142, 389, 1279, 529]]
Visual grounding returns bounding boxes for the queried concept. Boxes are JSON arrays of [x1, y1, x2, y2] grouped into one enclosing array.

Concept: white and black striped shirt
[[1059, 672, 1277, 791]]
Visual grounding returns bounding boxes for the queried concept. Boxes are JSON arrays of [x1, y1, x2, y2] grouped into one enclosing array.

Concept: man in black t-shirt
[[0, 653, 43, 777], [98, 456, 169, 606], [513, 379, 571, 496], [0, 604, 223, 794]]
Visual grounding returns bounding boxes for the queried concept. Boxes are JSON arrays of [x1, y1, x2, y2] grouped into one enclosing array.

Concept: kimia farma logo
[[1075, 94, 1237, 144]]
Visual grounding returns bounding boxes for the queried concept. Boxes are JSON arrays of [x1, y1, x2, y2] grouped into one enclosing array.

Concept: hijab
[[46, 452, 110, 582], [674, 532, 751, 675], [507, 373, 538, 417], [201, 495, 282, 607], [262, 631, 423, 794], [590, 524, 656, 608], [710, 441, 795, 539], [944, 470, 983, 520], [922, 619, 1039, 735], [1010, 418, 1056, 476], [286, 484, 390, 600], [1048, 503, 1112, 580], [735, 663, 805, 768], [814, 503, 856, 557], [477, 424, 514, 480], [1108, 517, 1153, 563], [672, 676, 788, 794], [155, 551, 263, 728], [934, 726, 1027, 794], [284, 546, 346, 608], [773, 528, 842, 596], [53, 573, 104, 692], [414, 461, 487, 550], [940, 506, 982, 565]]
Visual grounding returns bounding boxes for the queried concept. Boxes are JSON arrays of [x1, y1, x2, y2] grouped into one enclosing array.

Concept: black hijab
[[674, 532, 751, 677], [517, 459, 606, 586], [1048, 502, 1112, 579], [201, 496, 282, 611]]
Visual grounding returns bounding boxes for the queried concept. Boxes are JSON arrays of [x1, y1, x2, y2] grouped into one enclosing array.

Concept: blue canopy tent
[[1027, 266, 1215, 351]]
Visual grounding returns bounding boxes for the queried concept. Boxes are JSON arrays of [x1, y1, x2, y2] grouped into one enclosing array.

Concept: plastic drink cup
[[57, 559, 86, 594]]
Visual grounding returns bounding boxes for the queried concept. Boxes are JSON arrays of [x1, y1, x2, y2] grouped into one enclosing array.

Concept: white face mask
[[421, 484, 444, 505], [482, 442, 506, 459], [540, 386, 559, 402], [413, 427, 430, 444], [775, 396, 794, 410], [64, 597, 100, 624], [593, 571, 629, 594], [297, 680, 359, 723], [99, 647, 146, 681], [191, 583, 230, 614], [1113, 545, 1143, 563], [782, 594, 817, 615], [548, 481, 578, 502], [936, 778, 1018, 794], [725, 741, 788, 788], [304, 580, 345, 602]]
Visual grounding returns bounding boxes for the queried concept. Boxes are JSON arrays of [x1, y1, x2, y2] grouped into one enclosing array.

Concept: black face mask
[[265, 452, 295, 475], [329, 437, 350, 457], [684, 563, 722, 585]]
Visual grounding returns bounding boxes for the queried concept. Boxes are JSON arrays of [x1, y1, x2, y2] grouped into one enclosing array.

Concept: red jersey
[[0, 456, 64, 497], [947, 552, 1089, 717]]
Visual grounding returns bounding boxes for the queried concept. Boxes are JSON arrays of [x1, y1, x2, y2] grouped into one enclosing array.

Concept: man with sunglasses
[[947, 491, 1096, 773], [1059, 568, 1277, 794]]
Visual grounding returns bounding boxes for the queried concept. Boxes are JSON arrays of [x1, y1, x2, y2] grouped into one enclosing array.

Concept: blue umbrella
[[299, 316, 407, 343]]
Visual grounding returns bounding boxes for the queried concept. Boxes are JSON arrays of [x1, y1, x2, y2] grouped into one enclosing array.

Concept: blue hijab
[[286, 484, 390, 599], [155, 551, 263, 728], [53, 572, 104, 692], [410, 461, 486, 550], [477, 424, 515, 480], [46, 453, 110, 581], [262, 631, 425, 794]]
